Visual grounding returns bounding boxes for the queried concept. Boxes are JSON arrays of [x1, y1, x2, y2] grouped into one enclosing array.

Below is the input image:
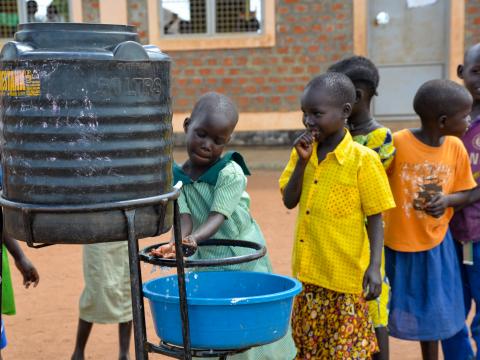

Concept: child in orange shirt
[[384, 79, 477, 360]]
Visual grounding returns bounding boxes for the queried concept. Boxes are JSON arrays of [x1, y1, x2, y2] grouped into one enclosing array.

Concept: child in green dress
[[156, 92, 297, 359]]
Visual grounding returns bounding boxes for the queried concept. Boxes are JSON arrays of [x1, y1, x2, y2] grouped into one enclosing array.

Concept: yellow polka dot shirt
[[279, 131, 395, 294]]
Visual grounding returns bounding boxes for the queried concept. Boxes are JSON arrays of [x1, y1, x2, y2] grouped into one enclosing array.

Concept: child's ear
[[457, 64, 465, 80], [183, 117, 191, 133], [343, 103, 353, 118], [438, 115, 447, 129]]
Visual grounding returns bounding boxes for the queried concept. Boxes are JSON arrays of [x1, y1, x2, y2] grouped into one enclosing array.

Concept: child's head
[[183, 92, 238, 167], [301, 72, 355, 142], [327, 56, 379, 116], [413, 79, 473, 138], [458, 42, 480, 103]]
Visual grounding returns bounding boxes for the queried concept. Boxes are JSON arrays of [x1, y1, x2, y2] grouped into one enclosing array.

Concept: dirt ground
[[3, 147, 451, 359]]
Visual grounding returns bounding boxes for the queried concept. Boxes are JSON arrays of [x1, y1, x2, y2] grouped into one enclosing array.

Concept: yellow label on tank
[[0, 70, 40, 96]]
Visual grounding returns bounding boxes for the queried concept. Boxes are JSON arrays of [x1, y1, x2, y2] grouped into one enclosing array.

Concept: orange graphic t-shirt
[[384, 129, 477, 252]]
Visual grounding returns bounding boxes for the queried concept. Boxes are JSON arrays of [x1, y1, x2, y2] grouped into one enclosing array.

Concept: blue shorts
[[1, 319, 7, 349]]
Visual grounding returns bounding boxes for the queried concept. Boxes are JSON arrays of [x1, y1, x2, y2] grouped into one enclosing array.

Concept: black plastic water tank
[[0, 23, 173, 244]]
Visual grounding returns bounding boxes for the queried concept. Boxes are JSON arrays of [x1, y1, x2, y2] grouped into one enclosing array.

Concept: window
[[161, 0, 262, 36], [1, 0, 71, 39], [148, 0, 274, 51]]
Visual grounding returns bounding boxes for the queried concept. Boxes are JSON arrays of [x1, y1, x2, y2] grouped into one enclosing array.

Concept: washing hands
[[150, 235, 197, 258]]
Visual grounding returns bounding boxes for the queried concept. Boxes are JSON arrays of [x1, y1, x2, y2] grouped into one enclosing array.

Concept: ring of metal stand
[[0, 183, 266, 359]]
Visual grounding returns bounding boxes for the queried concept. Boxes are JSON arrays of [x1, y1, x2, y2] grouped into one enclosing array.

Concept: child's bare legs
[[118, 321, 132, 360], [71, 319, 93, 360], [420, 341, 438, 360], [71, 319, 132, 360], [373, 327, 389, 360]]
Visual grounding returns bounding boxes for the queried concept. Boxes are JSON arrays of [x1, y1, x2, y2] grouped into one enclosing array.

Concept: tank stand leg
[[173, 200, 193, 360], [125, 209, 148, 360]]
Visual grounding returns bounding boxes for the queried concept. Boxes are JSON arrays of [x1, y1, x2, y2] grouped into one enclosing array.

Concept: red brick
[[237, 96, 249, 108], [175, 58, 188, 66], [199, 68, 211, 76], [295, 5, 307, 12], [467, 6, 479, 14], [176, 79, 188, 87], [235, 57, 248, 66], [293, 25, 306, 34], [252, 57, 264, 65], [332, 3, 343, 11], [271, 96, 281, 105], [286, 95, 299, 104], [292, 66, 304, 74]]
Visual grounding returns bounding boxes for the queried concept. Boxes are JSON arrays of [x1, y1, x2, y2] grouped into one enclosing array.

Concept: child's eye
[[196, 130, 206, 138]]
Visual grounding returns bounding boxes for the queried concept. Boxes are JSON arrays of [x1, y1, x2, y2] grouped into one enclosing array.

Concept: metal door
[[368, 0, 449, 121]]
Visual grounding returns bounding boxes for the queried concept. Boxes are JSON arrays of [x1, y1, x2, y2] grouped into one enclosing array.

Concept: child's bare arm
[[180, 213, 193, 239], [186, 212, 225, 244], [282, 160, 308, 209], [363, 213, 383, 301], [3, 234, 39, 288], [282, 131, 314, 209]]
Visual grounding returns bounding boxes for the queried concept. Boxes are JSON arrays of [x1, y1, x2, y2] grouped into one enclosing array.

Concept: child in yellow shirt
[[279, 72, 395, 359]]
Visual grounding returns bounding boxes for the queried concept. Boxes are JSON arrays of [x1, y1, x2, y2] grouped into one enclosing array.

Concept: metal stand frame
[[0, 184, 266, 360]]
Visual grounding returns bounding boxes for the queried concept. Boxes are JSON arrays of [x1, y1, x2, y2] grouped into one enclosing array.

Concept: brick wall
[[127, 0, 148, 42], [465, 0, 480, 49], [85, 0, 478, 115], [173, 0, 352, 113]]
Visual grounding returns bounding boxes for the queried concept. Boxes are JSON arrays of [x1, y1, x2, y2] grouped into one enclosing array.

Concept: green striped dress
[[174, 152, 297, 360]]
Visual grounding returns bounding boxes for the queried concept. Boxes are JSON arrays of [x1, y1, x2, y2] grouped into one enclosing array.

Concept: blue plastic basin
[[143, 271, 302, 350]]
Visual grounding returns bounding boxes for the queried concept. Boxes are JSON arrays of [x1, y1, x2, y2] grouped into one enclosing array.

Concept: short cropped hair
[[413, 79, 472, 119], [305, 72, 356, 106], [327, 56, 379, 97], [190, 92, 238, 124]]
